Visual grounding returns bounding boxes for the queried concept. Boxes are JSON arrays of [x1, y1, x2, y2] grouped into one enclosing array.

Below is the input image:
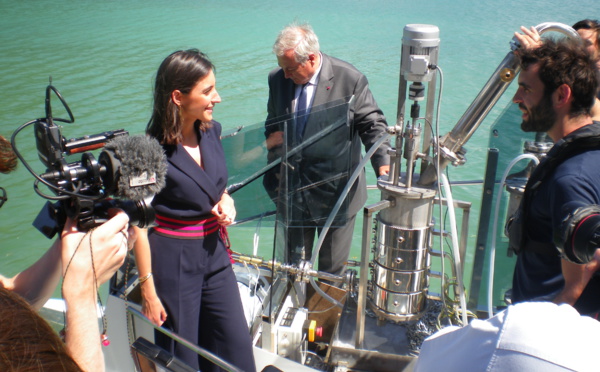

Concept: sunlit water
[[0, 0, 594, 302]]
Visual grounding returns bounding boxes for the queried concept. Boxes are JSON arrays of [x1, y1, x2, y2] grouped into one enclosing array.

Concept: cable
[[10, 119, 105, 202], [429, 64, 452, 319], [308, 132, 392, 307]]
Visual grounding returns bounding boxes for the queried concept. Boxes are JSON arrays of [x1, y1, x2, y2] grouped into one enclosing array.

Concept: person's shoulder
[[204, 120, 222, 138], [500, 302, 600, 370], [210, 120, 222, 131], [268, 66, 283, 80], [416, 302, 600, 372], [554, 147, 600, 179]]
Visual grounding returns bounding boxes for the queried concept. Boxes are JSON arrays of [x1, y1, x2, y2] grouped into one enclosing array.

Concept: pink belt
[[152, 213, 234, 263], [153, 214, 220, 239]]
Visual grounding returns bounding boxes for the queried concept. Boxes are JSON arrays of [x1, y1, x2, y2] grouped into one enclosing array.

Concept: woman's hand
[[212, 192, 236, 226], [131, 226, 167, 326], [141, 282, 168, 327]]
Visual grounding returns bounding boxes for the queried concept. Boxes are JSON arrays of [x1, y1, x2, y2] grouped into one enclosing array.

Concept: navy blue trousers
[[149, 231, 256, 371]]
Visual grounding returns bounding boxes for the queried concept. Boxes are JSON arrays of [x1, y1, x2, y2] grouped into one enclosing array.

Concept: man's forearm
[[63, 290, 104, 372], [553, 287, 582, 306], [10, 239, 62, 310], [554, 259, 592, 306]]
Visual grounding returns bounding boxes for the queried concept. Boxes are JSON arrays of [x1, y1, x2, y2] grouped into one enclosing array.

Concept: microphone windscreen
[[102, 135, 167, 200]]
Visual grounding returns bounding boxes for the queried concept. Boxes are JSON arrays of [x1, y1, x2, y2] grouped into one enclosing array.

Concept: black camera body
[[555, 204, 600, 264], [28, 84, 161, 238]]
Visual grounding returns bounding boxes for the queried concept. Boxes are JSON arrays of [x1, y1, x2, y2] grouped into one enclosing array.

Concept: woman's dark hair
[[0, 286, 82, 371], [146, 49, 215, 145], [519, 38, 598, 117]]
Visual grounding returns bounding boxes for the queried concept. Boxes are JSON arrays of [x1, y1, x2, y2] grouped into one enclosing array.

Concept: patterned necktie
[[296, 83, 308, 141]]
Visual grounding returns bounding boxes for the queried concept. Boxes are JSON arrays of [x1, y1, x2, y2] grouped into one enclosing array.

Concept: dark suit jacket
[[264, 53, 390, 222], [152, 120, 227, 219]]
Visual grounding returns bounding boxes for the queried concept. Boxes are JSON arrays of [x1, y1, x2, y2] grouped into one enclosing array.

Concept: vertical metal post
[[468, 148, 499, 309], [356, 199, 391, 348]]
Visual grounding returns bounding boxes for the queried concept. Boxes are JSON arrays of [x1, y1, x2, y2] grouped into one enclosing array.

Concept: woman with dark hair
[[134, 49, 255, 371]]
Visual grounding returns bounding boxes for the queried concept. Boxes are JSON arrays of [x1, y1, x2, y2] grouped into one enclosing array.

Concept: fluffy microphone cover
[[103, 135, 167, 200]]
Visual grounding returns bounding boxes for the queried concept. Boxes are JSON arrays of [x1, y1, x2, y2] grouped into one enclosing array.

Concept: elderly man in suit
[[263, 22, 391, 277]]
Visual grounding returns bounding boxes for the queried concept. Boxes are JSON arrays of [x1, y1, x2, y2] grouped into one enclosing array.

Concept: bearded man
[[508, 38, 600, 315]]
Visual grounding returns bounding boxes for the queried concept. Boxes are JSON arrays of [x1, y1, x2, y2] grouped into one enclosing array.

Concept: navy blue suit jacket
[[152, 121, 227, 219]]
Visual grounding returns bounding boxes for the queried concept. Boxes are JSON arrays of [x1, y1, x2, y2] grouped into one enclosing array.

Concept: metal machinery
[[504, 132, 553, 255], [328, 25, 446, 371], [166, 22, 581, 372], [325, 22, 580, 371], [33, 21, 583, 372], [370, 24, 441, 322]]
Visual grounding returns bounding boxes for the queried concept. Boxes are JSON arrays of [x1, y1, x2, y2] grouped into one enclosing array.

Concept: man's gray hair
[[273, 22, 320, 64]]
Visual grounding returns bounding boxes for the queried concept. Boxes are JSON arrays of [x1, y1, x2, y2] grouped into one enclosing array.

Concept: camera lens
[[570, 213, 600, 264], [95, 198, 157, 229]]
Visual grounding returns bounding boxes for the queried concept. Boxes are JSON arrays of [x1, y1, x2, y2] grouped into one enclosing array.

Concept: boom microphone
[[14, 82, 169, 237], [100, 134, 168, 200], [33, 134, 168, 238]]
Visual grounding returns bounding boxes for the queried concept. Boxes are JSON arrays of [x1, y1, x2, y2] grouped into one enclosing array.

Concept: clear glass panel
[[222, 97, 353, 266]]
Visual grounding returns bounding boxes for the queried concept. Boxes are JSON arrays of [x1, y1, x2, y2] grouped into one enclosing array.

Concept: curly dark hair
[[518, 38, 598, 117]]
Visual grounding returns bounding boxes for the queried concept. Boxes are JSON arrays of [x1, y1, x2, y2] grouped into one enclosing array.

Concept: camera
[[555, 203, 600, 264], [13, 82, 165, 238]]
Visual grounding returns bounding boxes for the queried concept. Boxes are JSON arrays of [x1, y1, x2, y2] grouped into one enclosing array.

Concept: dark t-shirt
[[512, 123, 600, 315]]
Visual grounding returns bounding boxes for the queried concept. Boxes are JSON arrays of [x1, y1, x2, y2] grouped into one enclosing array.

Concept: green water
[[0, 0, 595, 306]]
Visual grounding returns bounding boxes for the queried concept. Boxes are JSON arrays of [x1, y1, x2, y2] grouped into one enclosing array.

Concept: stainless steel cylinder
[[368, 211, 432, 321], [374, 223, 430, 271], [372, 262, 429, 293], [369, 284, 427, 318], [377, 178, 436, 229]]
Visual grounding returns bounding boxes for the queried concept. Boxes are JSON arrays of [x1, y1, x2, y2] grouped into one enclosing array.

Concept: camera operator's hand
[[61, 212, 132, 288], [60, 211, 133, 372]]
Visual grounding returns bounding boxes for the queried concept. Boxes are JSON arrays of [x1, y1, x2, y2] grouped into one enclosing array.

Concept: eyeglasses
[[0, 187, 6, 209]]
